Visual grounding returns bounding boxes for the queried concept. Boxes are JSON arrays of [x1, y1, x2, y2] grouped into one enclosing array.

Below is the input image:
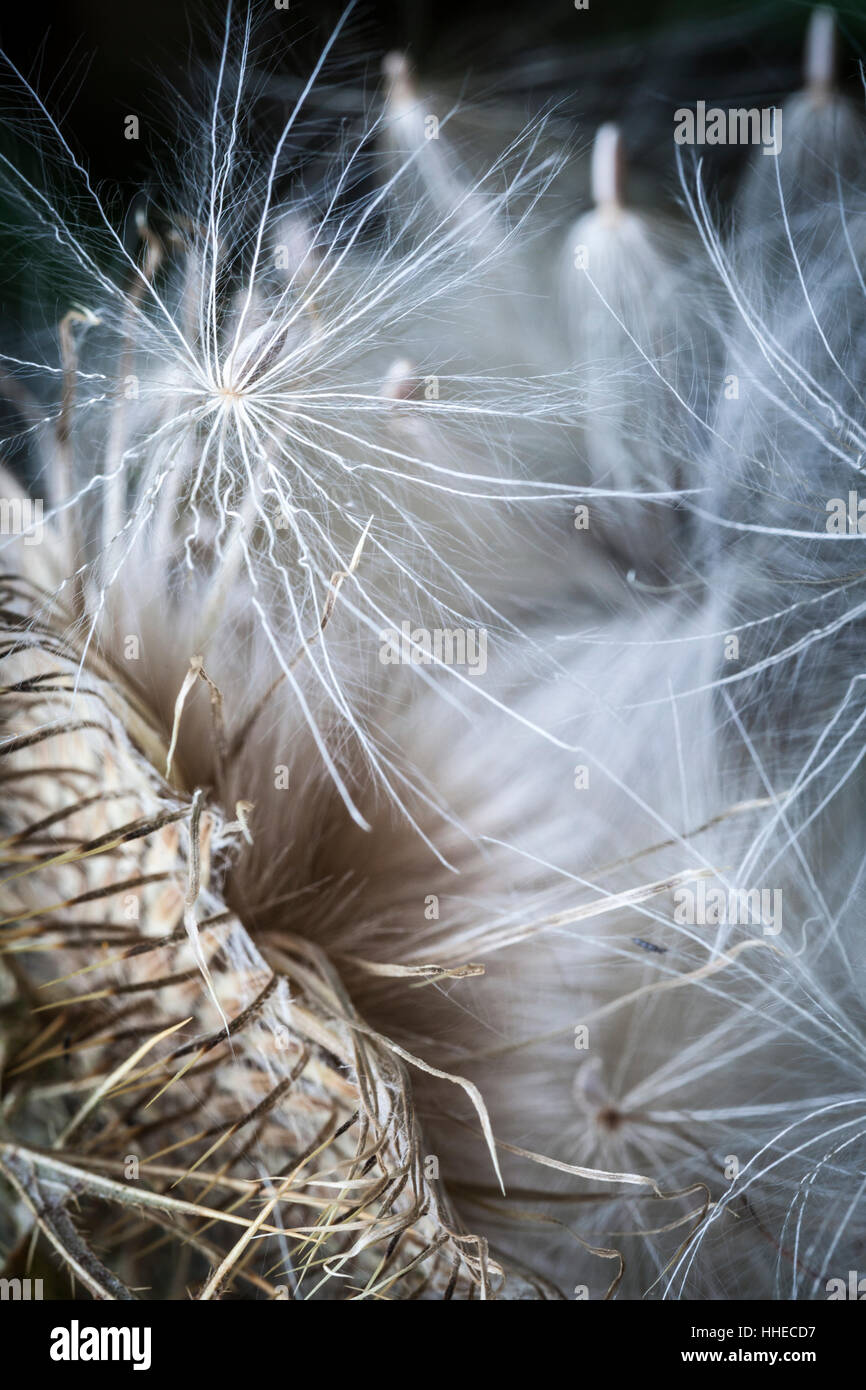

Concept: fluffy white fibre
[[2, 4, 866, 1300]]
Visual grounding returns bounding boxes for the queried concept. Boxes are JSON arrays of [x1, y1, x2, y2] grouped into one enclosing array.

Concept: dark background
[[0, 0, 864, 329], [2, 1, 865, 189]]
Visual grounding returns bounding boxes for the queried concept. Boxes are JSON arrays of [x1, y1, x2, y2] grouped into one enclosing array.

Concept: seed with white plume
[[564, 123, 717, 570], [0, 9, 585, 844]]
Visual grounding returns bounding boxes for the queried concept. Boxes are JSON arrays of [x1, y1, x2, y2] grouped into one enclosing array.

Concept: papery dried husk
[[0, 570, 560, 1301]]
